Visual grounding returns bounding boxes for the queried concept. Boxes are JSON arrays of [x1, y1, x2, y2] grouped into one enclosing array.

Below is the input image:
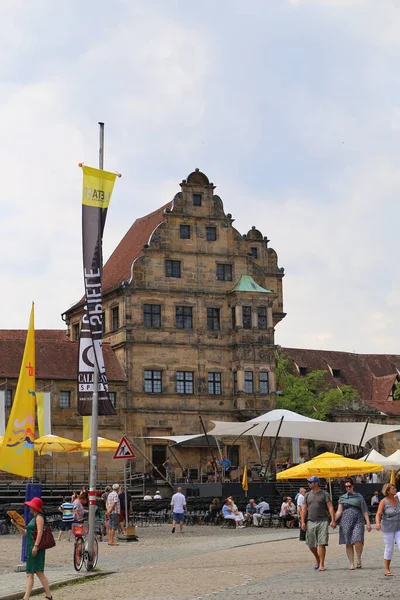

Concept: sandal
[[385, 572, 393, 577], [313, 562, 320, 570]]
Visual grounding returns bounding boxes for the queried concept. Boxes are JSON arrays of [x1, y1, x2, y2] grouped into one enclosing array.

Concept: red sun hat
[[24, 497, 43, 513]]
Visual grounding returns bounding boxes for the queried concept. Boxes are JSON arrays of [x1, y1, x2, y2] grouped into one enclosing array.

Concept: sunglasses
[[345, 484, 353, 488]]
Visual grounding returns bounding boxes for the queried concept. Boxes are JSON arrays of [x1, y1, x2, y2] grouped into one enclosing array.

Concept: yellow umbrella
[[242, 466, 248, 496], [277, 452, 383, 480], [34, 434, 81, 454], [390, 468, 396, 485], [78, 437, 119, 452]]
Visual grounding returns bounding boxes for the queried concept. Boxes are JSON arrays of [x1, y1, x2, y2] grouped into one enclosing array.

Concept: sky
[[1, 0, 400, 354]]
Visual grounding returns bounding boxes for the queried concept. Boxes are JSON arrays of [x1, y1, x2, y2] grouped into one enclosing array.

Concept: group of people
[[300, 475, 400, 576]]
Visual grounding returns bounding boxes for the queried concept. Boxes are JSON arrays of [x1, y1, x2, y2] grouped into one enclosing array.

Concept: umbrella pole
[[168, 444, 193, 485], [199, 415, 222, 482], [357, 418, 370, 454], [329, 478, 332, 500], [263, 416, 284, 482]]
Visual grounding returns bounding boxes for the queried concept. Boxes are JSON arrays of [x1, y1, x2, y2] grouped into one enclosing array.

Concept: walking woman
[[11, 497, 53, 600], [375, 483, 400, 577], [335, 477, 371, 570]]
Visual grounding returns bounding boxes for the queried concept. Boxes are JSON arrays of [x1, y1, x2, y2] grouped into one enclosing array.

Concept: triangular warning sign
[[113, 436, 136, 460]]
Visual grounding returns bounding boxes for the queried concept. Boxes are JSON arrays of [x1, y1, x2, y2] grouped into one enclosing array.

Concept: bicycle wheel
[[92, 537, 99, 569], [73, 537, 84, 571]]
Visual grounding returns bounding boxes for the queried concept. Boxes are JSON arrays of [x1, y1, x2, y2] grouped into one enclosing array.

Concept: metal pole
[[357, 418, 370, 454], [199, 415, 222, 481], [227, 424, 258, 462], [124, 461, 128, 530], [87, 122, 104, 570], [263, 416, 284, 481], [168, 444, 193, 485], [258, 422, 270, 464]]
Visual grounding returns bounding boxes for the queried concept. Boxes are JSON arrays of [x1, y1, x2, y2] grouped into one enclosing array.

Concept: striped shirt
[[60, 502, 75, 522]]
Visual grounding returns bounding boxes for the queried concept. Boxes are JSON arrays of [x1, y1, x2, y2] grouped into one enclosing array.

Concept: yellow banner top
[[82, 165, 117, 209]]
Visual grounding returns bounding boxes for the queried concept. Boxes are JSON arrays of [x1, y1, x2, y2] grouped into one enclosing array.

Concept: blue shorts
[[173, 512, 185, 522]]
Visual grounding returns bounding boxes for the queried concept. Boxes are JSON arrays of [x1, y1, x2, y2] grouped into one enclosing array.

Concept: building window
[[193, 193, 202, 206], [208, 372, 222, 395], [244, 371, 254, 393], [144, 370, 162, 394], [176, 371, 194, 394], [111, 306, 119, 331], [72, 323, 80, 341], [250, 247, 258, 258], [258, 307, 267, 330], [176, 306, 193, 329], [242, 306, 252, 329], [260, 372, 269, 394], [165, 260, 181, 278], [207, 308, 220, 331], [332, 369, 341, 378], [102, 311, 106, 334], [216, 263, 232, 281], [144, 304, 161, 328], [206, 226, 217, 241], [299, 367, 308, 376], [180, 225, 190, 239], [108, 392, 117, 408], [231, 307, 236, 328], [60, 391, 71, 409], [233, 372, 238, 394], [5, 390, 12, 408]]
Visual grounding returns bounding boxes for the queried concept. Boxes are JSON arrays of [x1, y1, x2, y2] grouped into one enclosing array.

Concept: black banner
[[77, 166, 117, 416]]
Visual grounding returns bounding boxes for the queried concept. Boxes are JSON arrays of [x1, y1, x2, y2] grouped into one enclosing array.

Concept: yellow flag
[[242, 466, 248, 492], [390, 468, 396, 486], [0, 304, 35, 477], [82, 165, 117, 208], [83, 416, 91, 456]]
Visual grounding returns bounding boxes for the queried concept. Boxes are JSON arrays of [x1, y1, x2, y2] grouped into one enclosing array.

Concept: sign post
[[113, 436, 136, 531]]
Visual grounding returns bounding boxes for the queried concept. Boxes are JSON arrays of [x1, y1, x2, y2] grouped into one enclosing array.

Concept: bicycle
[[72, 522, 98, 572]]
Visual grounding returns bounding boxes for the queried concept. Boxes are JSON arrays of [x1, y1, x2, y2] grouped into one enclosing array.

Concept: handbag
[[34, 519, 56, 551]]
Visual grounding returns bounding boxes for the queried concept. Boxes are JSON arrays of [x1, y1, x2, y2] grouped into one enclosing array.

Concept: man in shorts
[[301, 476, 336, 571], [106, 483, 121, 546], [57, 496, 75, 541], [171, 487, 186, 534]]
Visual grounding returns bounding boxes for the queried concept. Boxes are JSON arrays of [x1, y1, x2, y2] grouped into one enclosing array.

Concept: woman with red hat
[[11, 497, 53, 600]]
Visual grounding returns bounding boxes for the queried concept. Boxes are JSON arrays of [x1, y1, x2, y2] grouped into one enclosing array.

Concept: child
[[57, 496, 75, 542]]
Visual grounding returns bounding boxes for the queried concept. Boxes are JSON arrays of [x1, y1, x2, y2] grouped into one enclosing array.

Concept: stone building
[[64, 169, 285, 478]]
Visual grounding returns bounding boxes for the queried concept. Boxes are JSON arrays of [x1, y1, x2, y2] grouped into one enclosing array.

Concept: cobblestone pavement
[[0, 526, 398, 599]]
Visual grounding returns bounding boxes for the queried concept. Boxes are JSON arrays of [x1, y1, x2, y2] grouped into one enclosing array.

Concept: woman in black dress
[[335, 477, 372, 570]]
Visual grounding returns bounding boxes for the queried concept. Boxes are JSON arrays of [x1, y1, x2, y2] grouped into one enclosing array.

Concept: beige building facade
[[65, 169, 285, 478]]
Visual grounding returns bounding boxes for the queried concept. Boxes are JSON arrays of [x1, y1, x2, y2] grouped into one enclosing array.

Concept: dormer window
[[250, 247, 258, 258], [193, 194, 202, 206], [299, 367, 308, 376], [332, 369, 341, 378]]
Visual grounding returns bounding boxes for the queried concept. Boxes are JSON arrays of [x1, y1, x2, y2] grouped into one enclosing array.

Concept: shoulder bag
[[34, 517, 56, 551]]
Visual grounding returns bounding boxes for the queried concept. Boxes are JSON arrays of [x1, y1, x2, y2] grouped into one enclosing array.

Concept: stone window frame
[[175, 305, 193, 329], [108, 391, 117, 408], [180, 224, 191, 239], [257, 306, 267, 330], [242, 306, 252, 329], [165, 260, 181, 278], [250, 247, 258, 258], [244, 371, 254, 394], [176, 371, 194, 395], [143, 303, 161, 328], [206, 226, 217, 241], [259, 371, 269, 394], [207, 307, 220, 331], [60, 390, 71, 409], [144, 370, 163, 394], [110, 304, 120, 331], [5, 389, 12, 408], [216, 263, 233, 281], [208, 372, 222, 395], [72, 322, 80, 341], [193, 193, 202, 206]]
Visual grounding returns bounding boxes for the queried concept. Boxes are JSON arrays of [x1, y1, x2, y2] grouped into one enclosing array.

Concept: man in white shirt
[[171, 487, 187, 534], [253, 498, 270, 527], [153, 491, 162, 499], [297, 487, 306, 515], [143, 491, 153, 501]]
